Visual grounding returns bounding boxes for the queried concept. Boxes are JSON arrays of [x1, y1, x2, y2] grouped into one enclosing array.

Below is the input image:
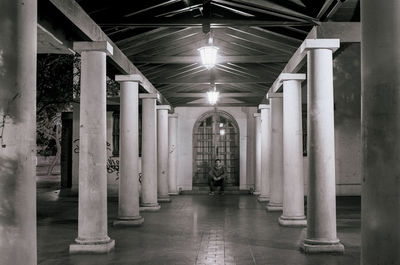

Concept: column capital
[[253, 113, 261, 118], [267, 93, 283, 99], [258, 104, 270, 110], [115, 74, 143, 83], [300, 39, 340, 54], [73, 41, 113, 56], [139, 93, 159, 100], [169, 113, 178, 118], [156, 105, 171, 111], [278, 73, 306, 83]]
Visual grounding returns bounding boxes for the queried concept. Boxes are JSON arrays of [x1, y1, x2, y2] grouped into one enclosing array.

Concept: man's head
[[215, 159, 222, 167]]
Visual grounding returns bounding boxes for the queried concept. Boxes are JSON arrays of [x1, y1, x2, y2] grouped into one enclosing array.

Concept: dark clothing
[[208, 165, 226, 192]]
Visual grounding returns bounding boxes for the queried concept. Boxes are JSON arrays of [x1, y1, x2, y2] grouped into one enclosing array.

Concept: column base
[[253, 191, 261, 195], [113, 216, 144, 226], [158, 195, 171, 203], [140, 203, 161, 212], [168, 192, 179, 196], [300, 238, 345, 254], [257, 195, 270, 202], [279, 215, 307, 227], [69, 237, 115, 254], [266, 202, 283, 212]]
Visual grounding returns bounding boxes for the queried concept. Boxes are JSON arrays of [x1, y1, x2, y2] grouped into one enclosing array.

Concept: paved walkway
[[37, 180, 360, 265]]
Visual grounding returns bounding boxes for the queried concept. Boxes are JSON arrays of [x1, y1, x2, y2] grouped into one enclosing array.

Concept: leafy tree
[[37, 54, 120, 175]]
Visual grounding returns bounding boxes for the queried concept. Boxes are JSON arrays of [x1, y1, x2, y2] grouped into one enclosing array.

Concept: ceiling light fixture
[[207, 85, 219, 105], [198, 36, 219, 69]]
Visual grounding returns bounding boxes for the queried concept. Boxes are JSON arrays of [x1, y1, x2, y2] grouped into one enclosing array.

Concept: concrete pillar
[[253, 113, 262, 195], [257, 104, 271, 202], [266, 93, 284, 211], [300, 39, 344, 254], [113, 75, 143, 226], [69, 42, 115, 253], [279, 74, 307, 226], [168, 113, 179, 195], [157, 105, 171, 202], [362, 2, 400, 264], [139, 94, 161, 211], [71, 102, 80, 193], [0, 0, 37, 263]]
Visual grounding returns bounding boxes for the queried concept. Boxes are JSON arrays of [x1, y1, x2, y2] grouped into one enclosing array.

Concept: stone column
[[0, 0, 37, 263], [139, 94, 161, 211], [278, 74, 307, 226], [257, 104, 271, 202], [113, 75, 143, 226], [157, 105, 171, 202], [299, 39, 344, 253], [362, 2, 400, 264], [70, 42, 115, 253], [253, 113, 262, 195], [168, 113, 179, 195], [266, 93, 284, 211]]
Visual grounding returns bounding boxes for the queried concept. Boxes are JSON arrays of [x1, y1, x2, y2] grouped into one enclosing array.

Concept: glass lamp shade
[[198, 45, 219, 69], [207, 90, 219, 105]]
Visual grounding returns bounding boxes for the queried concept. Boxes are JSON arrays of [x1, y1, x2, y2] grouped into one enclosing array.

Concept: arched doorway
[[192, 110, 240, 187]]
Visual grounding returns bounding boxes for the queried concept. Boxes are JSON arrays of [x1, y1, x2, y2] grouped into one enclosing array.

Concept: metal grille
[[193, 111, 239, 186]]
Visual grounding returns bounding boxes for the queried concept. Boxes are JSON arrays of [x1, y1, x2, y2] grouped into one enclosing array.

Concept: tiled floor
[[37, 179, 361, 265]]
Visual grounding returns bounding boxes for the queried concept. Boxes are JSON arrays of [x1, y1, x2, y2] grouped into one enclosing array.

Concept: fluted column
[[70, 41, 115, 253], [168, 113, 179, 195], [300, 39, 344, 254], [362, 2, 400, 264], [253, 113, 262, 195], [0, 0, 37, 263], [279, 74, 307, 227], [257, 104, 271, 202], [157, 105, 171, 202], [113, 75, 143, 226], [266, 93, 284, 211], [139, 94, 161, 211]]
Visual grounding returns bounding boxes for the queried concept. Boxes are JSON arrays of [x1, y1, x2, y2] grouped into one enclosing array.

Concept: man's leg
[[219, 179, 225, 194], [208, 176, 215, 194]]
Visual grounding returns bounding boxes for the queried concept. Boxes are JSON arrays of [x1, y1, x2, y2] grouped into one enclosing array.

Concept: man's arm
[[209, 168, 218, 181], [219, 167, 227, 180]]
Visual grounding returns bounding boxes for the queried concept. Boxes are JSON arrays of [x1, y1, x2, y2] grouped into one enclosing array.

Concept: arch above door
[[192, 110, 240, 187]]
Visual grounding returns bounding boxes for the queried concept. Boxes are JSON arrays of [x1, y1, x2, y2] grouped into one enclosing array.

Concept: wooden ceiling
[[70, 0, 359, 106]]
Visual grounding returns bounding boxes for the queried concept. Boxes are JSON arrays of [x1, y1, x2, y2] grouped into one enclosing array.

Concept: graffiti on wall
[[73, 138, 120, 178]]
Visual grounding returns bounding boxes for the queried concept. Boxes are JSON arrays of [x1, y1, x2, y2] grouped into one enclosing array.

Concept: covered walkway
[[38, 178, 360, 265]]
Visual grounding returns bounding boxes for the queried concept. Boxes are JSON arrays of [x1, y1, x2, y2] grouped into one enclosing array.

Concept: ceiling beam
[[309, 22, 361, 42], [234, 0, 317, 22], [48, 0, 170, 105], [213, 0, 316, 24], [130, 55, 289, 64], [124, 0, 181, 17], [175, 103, 258, 107], [98, 18, 314, 27], [169, 93, 265, 97]]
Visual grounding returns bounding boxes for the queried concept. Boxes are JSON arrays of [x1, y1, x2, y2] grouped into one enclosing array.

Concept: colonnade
[[253, 40, 344, 253], [67, 45, 179, 252], [2, 0, 400, 263]]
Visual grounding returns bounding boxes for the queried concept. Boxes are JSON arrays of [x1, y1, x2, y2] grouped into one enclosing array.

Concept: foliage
[[36, 53, 121, 174], [37, 54, 76, 157]]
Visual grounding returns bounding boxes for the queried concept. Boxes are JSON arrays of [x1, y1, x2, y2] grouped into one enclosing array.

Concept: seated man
[[208, 159, 226, 195]]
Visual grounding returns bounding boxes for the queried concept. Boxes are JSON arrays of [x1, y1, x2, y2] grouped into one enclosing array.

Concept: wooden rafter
[[129, 55, 289, 64], [98, 18, 314, 27], [124, 0, 181, 17]]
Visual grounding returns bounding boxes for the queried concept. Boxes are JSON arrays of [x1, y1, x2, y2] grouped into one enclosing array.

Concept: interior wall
[[175, 106, 257, 191]]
